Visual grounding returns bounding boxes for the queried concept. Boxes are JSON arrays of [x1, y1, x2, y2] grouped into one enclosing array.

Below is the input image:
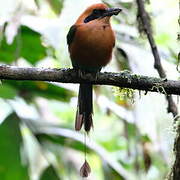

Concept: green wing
[[67, 25, 77, 46]]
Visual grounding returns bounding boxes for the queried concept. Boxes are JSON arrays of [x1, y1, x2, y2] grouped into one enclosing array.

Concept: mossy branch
[[0, 65, 180, 95]]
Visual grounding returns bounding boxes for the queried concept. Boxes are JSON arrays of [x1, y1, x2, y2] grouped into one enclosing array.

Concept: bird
[[67, 3, 121, 132]]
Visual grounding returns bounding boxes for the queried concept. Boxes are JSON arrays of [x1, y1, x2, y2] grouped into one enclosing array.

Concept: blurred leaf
[[3, 80, 74, 102], [40, 165, 60, 180], [36, 133, 87, 153], [46, 0, 64, 14], [126, 122, 137, 138], [115, 47, 130, 70], [34, 0, 40, 9], [0, 84, 17, 99], [0, 113, 29, 180], [140, 134, 151, 143], [0, 26, 46, 64], [102, 163, 124, 180], [142, 142, 151, 172], [177, 52, 180, 72], [100, 136, 126, 152], [156, 33, 171, 47]]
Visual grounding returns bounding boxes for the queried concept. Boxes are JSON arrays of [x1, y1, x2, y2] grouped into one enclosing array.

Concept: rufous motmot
[[67, 3, 121, 177], [67, 3, 121, 132]]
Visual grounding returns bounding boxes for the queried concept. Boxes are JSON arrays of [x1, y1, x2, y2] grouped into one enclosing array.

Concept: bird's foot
[[76, 69, 100, 81], [93, 71, 100, 81], [77, 69, 91, 80], [77, 69, 86, 79]]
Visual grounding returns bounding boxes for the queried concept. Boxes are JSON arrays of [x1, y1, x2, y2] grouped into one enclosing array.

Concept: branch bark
[[0, 65, 180, 95], [136, 0, 179, 179], [136, 0, 178, 117]]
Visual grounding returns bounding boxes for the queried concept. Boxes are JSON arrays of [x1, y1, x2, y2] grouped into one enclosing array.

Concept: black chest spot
[[103, 25, 107, 30]]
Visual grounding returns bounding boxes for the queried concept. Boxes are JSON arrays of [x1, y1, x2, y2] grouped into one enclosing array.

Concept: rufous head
[[76, 3, 121, 24]]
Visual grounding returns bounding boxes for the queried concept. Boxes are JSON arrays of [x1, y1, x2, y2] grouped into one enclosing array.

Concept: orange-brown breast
[[69, 19, 115, 69]]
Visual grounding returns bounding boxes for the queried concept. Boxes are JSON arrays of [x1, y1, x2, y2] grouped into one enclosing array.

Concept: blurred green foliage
[[3, 80, 74, 102], [40, 166, 59, 180], [0, 26, 46, 64], [0, 113, 29, 180], [0, 84, 17, 99]]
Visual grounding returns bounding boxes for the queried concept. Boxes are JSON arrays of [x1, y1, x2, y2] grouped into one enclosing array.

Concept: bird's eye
[[93, 9, 99, 14]]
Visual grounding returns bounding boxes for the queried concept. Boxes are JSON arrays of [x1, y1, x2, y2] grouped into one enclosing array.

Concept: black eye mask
[[84, 8, 121, 23], [84, 9, 106, 23]]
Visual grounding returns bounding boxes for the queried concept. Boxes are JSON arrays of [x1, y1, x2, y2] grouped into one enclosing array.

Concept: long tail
[[75, 84, 93, 132]]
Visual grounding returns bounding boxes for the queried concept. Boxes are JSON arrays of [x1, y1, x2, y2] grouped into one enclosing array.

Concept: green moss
[[113, 87, 135, 103]]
